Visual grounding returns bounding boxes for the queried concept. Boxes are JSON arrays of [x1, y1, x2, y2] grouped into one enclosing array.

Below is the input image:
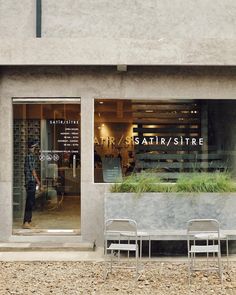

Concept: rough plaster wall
[[43, 0, 236, 39], [0, 1, 236, 39], [1, 66, 236, 99], [0, 0, 35, 37]]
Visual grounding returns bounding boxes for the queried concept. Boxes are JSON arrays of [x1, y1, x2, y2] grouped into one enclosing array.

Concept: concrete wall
[[1, 0, 236, 39], [42, 0, 236, 39], [0, 0, 35, 37], [0, 1, 236, 65], [105, 193, 236, 231], [0, 66, 236, 244], [1, 38, 236, 66]]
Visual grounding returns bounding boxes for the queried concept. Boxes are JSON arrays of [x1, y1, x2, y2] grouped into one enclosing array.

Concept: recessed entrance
[[12, 99, 81, 235]]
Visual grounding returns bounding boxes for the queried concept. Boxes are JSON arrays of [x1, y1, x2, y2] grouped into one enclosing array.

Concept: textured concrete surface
[[0, 37, 236, 65], [1, 0, 236, 39], [0, 0, 35, 38], [0, 242, 95, 252], [0, 0, 236, 65], [0, 248, 103, 262], [105, 193, 236, 231], [42, 0, 236, 39]]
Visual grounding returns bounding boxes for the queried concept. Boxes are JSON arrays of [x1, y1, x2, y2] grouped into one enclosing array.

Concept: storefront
[[0, 66, 236, 246]]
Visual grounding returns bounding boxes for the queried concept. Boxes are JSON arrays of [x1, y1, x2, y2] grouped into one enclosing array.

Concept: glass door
[[12, 100, 81, 234]]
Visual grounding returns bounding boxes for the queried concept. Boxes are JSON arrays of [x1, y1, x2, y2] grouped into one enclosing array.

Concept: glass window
[[94, 99, 236, 182], [13, 102, 81, 233]]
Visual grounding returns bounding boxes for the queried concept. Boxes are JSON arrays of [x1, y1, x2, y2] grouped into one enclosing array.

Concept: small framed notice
[[102, 158, 122, 183]]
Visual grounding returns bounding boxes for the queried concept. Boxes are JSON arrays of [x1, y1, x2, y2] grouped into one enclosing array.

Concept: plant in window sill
[[109, 171, 236, 194]]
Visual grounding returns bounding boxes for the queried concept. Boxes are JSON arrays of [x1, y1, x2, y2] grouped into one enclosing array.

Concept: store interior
[[13, 103, 81, 233], [94, 99, 236, 182]]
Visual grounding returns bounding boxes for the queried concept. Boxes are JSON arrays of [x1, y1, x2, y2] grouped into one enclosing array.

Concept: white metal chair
[[104, 219, 139, 279], [194, 232, 229, 271], [187, 219, 223, 283]]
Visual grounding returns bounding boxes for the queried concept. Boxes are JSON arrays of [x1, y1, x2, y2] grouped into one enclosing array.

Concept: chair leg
[[213, 239, 215, 264], [193, 239, 196, 268], [188, 263, 191, 285], [140, 237, 143, 260], [188, 251, 191, 285], [149, 236, 151, 259], [217, 252, 223, 283], [226, 238, 229, 271], [135, 247, 139, 279], [190, 251, 194, 270], [128, 237, 130, 260], [207, 239, 209, 269], [111, 250, 113, 274]]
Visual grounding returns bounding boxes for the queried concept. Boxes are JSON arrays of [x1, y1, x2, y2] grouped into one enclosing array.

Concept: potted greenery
[[105, 172, 236, 233]]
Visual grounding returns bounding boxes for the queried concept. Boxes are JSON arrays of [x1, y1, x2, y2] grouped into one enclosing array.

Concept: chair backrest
[[186, 219, 221, 255], [105, 219, 138, 239], [187, 219, 220, 235]]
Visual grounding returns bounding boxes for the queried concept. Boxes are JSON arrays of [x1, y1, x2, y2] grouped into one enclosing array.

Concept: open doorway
[[13, 100, 81, 234]]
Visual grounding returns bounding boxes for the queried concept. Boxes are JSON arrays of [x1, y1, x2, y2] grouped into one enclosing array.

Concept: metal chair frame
[[187, 219, 223, 284], [104, 219, 140, 279]]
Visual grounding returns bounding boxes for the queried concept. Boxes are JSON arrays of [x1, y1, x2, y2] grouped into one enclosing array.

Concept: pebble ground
[[0, 261, 235, 295]]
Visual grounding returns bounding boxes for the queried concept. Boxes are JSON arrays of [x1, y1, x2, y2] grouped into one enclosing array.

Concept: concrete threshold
[[0, 248, 104, 262], [0, 250, 236, 263], [0, 242, 95, 252]]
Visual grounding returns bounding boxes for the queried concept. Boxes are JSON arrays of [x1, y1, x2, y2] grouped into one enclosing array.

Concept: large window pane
[[94, 99, 236, 183]]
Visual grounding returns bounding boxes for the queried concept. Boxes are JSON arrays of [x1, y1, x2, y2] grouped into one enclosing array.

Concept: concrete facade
[[0, 1, 236, 246], [0, 0, 236, 65], [105, 193, 236, 232], [1, 0, 236, 39], [1, 66, 236, 245]]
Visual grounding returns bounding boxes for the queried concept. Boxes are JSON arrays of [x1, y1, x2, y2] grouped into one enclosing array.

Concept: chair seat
[[195, 233, 226, 240], [121, 231, 149, 237], [190, 245, 219, 253], [108, 243, 137, 251]]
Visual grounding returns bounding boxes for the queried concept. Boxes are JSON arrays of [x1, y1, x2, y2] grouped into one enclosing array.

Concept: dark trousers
[[23, 181, 36, 223]]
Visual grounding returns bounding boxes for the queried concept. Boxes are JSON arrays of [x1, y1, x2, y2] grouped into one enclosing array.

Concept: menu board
[[40, 120, 80, 164], [57, 124, 79, 151], [102, 158, 122, 183]]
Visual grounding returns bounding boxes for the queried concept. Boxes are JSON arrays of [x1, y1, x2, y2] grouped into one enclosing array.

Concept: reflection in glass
[[94, 99, 236, 183], [13, 103, 81, 233]]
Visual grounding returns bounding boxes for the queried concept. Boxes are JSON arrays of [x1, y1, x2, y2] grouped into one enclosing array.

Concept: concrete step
[[0, 242, 95, 252]]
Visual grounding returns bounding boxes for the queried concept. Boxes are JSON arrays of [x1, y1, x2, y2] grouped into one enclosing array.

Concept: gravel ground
[[0, 261, 235, 295]]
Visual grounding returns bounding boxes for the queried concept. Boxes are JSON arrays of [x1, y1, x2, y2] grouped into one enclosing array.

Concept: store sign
[[94, 136, 204, 147], [40, 119, 80, 161]]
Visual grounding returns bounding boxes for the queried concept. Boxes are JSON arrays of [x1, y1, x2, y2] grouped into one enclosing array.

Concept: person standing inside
[[23, 141, 41, 229]]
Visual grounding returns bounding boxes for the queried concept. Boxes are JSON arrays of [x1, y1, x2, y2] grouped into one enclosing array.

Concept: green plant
[[109, 171, 236, 193], [110, 172, 174, 194], [176, 172, 236, 193]]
